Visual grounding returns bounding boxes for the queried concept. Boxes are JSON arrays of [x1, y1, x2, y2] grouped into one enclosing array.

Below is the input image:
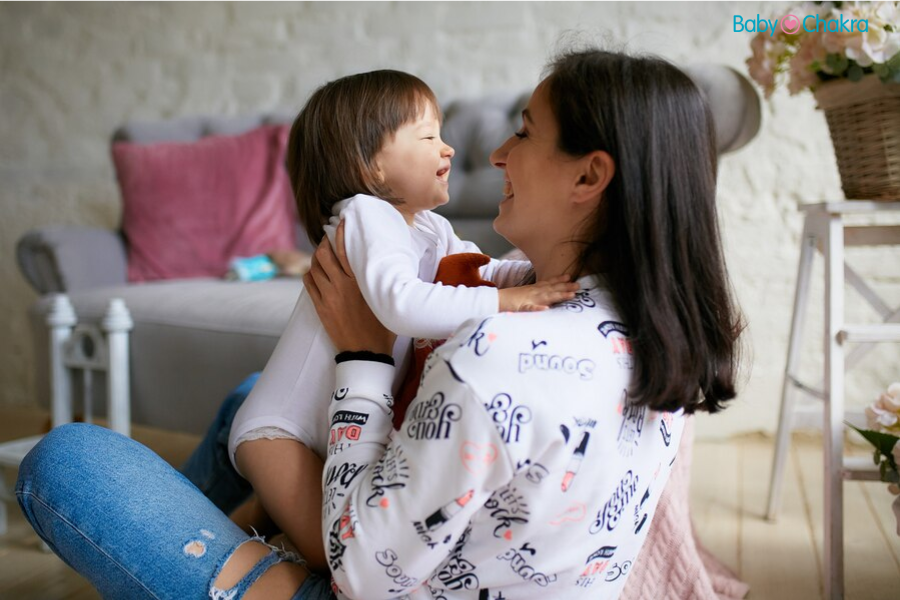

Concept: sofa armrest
[[17, 226, 128, 294]]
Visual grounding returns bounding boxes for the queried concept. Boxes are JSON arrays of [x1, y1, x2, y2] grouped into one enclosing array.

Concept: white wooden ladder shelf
[[765, 201, 900, 600], [0, 294, 133, 536]]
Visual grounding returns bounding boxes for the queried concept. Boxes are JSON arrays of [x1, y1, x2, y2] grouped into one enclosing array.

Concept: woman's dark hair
[[287, 70, 440, 245], [545, 49, 744, 414]]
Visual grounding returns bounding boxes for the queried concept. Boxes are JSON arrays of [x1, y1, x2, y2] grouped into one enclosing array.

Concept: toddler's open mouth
[[436, 165, 451, 182]]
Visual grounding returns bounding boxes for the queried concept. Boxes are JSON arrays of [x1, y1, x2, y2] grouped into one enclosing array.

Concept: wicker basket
[[814, 75, 900, 201]]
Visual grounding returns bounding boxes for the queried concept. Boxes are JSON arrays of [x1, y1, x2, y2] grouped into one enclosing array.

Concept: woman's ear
[[574, 151, 615, 206]]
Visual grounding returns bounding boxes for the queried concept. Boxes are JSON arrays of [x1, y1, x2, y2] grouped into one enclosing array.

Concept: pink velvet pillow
[[113, 125, 297, 282]]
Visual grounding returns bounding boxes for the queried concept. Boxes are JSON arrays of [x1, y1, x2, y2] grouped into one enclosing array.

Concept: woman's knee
[[17, 423, 113, 492], [15, 423, 116, 536]]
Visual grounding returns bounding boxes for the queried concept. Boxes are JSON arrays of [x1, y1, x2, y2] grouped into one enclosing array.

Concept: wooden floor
[[2, 406, 899, 599]]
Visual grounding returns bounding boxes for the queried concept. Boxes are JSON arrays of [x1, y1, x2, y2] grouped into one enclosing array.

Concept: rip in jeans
[[207, 534, 307, 600]]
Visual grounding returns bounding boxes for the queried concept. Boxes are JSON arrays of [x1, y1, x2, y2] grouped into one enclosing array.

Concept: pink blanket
[[621, 417, 749, 600]]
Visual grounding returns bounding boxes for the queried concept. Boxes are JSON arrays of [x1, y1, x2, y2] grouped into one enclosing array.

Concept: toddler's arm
[[326, 196, 499, 340], [480, 257, 534, 289], [441, 226, 533, 288], [438, 219, 578, 310], [498, 276, 579, 312]]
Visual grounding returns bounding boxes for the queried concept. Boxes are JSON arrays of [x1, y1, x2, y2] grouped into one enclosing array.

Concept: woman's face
[[489, 81, 582, 250]]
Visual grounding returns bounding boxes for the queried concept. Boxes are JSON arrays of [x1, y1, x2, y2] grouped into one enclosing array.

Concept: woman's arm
[[321, 356, 514, 598], [305, 232, 515, 599]]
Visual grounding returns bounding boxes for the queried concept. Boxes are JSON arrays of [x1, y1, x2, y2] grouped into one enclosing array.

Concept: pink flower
[[867, 404, 899, 430], [866, 382, 900, 433], [893, 439, 900, 475], [882, 389, 900, 412], [747, 1, 900, 96], [889, 382, 900, 401], [747, 33, 786, 98], [788, 33, 828, 94]]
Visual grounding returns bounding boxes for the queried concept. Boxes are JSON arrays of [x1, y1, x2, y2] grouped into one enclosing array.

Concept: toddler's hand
[[498, 276, 580, 312]]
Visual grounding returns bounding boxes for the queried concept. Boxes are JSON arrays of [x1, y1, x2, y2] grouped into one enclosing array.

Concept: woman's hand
[[304, 221, 396, 356]]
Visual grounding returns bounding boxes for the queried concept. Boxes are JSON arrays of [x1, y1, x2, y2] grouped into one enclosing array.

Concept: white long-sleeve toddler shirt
[[229, 194, 530, 465], [323, 275, 685, 600]]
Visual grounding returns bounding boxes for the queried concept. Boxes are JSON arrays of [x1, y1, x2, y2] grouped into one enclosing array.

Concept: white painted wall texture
[[1, 1, 897, 439]]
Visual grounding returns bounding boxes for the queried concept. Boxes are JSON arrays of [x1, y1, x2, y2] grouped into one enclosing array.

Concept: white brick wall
[[1, 1, 897, 439]]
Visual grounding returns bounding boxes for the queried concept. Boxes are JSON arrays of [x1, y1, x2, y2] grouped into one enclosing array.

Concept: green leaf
[[881, 461, 900, 483], [877, 65, 899, 83], [887, 52, 900, 69], [848, 63, 865, 82], [826, 53, 850, 76], [847, 423, 900, 472]]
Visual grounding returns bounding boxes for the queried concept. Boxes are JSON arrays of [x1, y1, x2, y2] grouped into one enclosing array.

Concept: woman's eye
[[514, 130, 527, 139]]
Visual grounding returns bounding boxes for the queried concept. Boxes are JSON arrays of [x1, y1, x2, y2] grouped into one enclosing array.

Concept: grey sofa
[[17, 65, 761, 435]]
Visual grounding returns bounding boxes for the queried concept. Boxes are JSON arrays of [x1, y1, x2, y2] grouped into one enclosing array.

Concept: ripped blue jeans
[[16, 421, 333, 599]]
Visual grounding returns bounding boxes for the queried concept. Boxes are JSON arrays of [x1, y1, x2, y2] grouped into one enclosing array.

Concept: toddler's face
[[374, 101, 455, 225]]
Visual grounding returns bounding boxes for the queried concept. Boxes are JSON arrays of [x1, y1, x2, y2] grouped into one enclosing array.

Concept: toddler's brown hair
[[287, 70, 441, 245]]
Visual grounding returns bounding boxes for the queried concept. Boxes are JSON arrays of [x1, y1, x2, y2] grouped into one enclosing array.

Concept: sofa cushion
[[113, 125, 297, 283], [30, 279, 304, 434]]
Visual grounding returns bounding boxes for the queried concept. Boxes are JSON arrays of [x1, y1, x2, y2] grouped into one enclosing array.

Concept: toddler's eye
[[423, 136, 436, 141]]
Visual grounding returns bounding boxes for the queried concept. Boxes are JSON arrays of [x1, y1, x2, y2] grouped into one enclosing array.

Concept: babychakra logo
[[734, 13, 868, 37]]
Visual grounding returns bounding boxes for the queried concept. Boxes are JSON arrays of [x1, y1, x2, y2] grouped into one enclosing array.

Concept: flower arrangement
[[747, 1, 900, 98], [849, 382, 900, 492]]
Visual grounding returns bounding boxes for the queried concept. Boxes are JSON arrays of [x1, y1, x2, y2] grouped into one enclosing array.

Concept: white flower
[[750, 1, 900, 96], [826, 2, 900, 67]]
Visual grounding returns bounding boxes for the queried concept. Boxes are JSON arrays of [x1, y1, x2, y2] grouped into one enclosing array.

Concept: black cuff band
[[335, 351, 395, 366]]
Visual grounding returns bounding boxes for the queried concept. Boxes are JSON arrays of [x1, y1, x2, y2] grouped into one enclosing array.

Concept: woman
[[16, 48, 742, 599]]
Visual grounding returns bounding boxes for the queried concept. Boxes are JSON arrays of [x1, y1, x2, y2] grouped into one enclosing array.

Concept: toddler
[[228, 70, 578, 570]]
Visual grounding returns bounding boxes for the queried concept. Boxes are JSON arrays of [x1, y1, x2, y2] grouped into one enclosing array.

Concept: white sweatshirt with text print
[[323, 275, 685, 600]]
